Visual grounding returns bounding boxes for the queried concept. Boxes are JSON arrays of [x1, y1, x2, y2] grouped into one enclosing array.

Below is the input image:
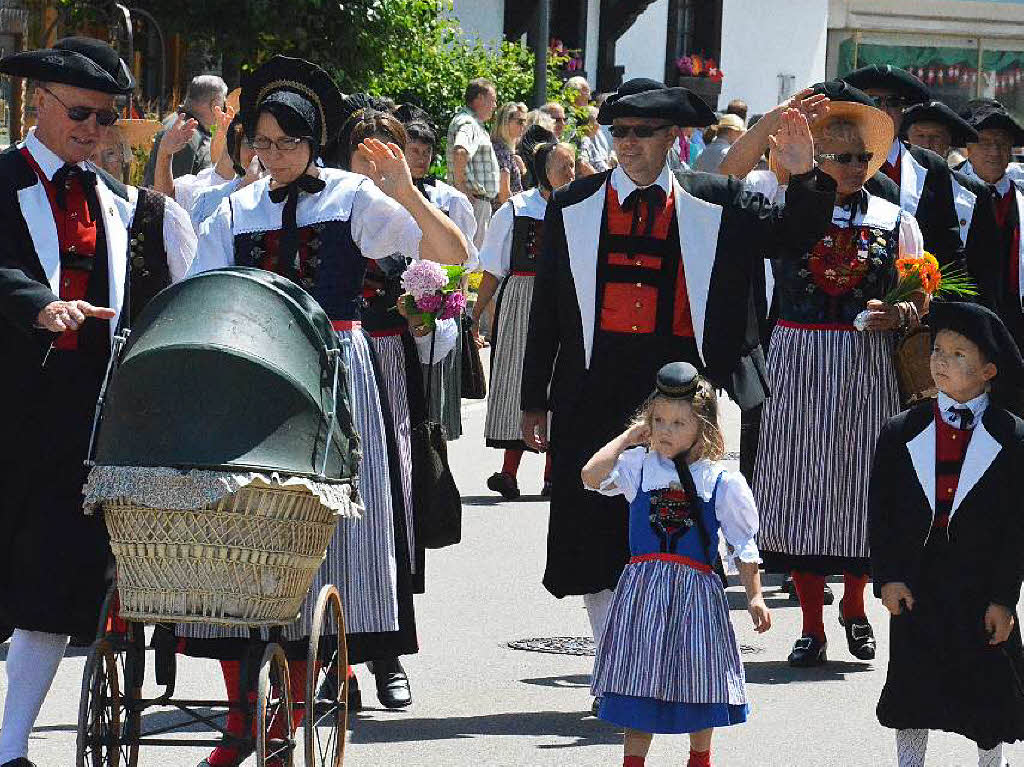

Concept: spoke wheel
[[76, 639, 122, 767], [305, 585, 348, 766], [258, 643, 295, 767], [98, 590, 143, 767]]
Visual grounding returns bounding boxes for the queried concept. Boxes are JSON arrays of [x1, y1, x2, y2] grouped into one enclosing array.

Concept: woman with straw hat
[[754, 99, 928, 668]]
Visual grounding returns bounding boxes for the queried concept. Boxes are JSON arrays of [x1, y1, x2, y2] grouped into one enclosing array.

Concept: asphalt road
[[2, 382, 1020, 766]]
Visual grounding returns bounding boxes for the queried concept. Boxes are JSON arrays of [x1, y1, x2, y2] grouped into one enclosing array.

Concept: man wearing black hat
[[520, 77, 835, 645], [957, 99, 1024, 367], [842, 65, 963, 265], [0, 37, 193, 767]]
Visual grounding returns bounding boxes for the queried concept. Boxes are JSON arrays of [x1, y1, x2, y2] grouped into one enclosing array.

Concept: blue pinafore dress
[[592, 463, 749, 733]]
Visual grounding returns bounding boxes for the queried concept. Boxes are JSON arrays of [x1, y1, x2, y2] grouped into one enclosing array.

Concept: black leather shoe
[[788, 635, 827, 667], [838, 600, 876, 660], [2, 759, 37, 767], [368, 657, 412, 709], [487, 472, 520, 500], [823, 583, 835, 605]]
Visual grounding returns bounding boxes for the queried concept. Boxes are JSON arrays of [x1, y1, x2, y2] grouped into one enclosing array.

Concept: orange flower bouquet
[[884, 252, 976, 303]]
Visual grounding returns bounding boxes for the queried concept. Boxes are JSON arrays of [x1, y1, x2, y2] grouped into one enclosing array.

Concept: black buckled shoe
[[368, 657, 412, 709], [487, 472, 521, 500], [788, 635, 828, 667], [823, 583, 835, 605], [838, 600, 876, 660]]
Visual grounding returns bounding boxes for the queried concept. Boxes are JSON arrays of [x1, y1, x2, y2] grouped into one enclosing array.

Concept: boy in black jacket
[[869, 301, 1024, 767]]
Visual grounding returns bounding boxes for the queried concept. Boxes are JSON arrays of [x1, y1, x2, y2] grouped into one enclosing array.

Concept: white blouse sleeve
[[413, 317, 459, 365], [586, 446, 646, 503], [477, 202, 514, 279], [898, 211, 925, 258], [446, 192, 479, 269], [161, 195, 198, 283], [188, 197, 236, 276], [350, 180, 423, 261], [714, 470, 762, 564]]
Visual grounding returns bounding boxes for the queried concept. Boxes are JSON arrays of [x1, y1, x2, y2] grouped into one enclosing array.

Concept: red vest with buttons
[[596, 182, 694, 337], [21, 147, 101, 351], [993, 186, 1020, 297], [933, 402, 973, 530]]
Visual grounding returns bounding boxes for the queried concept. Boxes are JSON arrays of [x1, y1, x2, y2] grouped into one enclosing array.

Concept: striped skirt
[[592, 560, 747, 706], [755, 324, 900, 565], [370, 334, 416, 571], [176, 328, 400, 641], [484, 275, 534, 446], [422, 322, 463, 440]]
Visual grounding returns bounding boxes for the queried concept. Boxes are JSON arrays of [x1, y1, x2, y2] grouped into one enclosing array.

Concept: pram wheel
[[257, 643, 295, 767], [305, 585, 348, 766], [76, 639, 124, 767]]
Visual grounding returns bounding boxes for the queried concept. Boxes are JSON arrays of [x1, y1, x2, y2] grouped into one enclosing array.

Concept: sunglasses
[[816, 152, 874, 165], [43, 87, 118, 126], [873, 95, 908, 109], [249, 136, 307, 152], [610, 124, 672, 139]]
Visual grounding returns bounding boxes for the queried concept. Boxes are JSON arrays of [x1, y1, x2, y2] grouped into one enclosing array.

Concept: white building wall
[[451, 0, 505, 43], [615, 0, 669, 83], [584, 0, 601, 87], [719, 0, 829, 117]]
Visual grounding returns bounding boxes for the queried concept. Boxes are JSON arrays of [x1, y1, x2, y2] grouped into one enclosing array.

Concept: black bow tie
[[838, 188, 869, 223], [948, 405, 974, 430], [53, 163, 97, 210], [622, 184, 666, 236], [269, 175, 327, 278]]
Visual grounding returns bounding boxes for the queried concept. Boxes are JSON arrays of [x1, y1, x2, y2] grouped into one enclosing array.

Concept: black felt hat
[[841, 65, 932, 105], [959, 99, 1024, 146], [928, 301, 1024, 379], [0, 36, 133, 95], [598, 78, 716, 127], [809, 79, 876, 107], [240, 55, 344, 151], [655, 362, 701, 398], [901, 100, 978, 148]]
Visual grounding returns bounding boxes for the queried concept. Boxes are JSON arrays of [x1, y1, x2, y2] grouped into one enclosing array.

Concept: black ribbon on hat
[[53, 163, 98, 218], [268, 174, 327, 276], [622, 184, 666, 237], [948, 405, 974, 431]]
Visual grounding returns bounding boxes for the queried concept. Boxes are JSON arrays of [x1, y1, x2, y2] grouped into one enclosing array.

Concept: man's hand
[[985, 603, 1015, 645], [880, 582, 915, 616], [522, 409, 549, 452], [37, 300, 116, 333], [159, 113, 198, 158], [769, 108, 815, 176]]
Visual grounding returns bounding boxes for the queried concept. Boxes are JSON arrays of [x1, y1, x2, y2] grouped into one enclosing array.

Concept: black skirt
[[877, 532, 1024, 750]]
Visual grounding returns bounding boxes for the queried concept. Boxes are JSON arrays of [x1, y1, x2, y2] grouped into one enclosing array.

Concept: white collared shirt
[[588, 446, 762, 565], [886, 138, 902, 167], [960, 160, 1015, 197], [936, 390, 989, 430], [24, 128, 86, 179], [609, 163, 673, 201]]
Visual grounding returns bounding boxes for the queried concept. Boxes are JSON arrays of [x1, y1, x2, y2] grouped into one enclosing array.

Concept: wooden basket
[[103, 484, 338, 626], [895, 326, 937, 406]]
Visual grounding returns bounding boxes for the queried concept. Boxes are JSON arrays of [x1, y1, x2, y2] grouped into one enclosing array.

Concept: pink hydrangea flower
[[439, 290, 467, 320], [416, 293, 444, 313], [401, 260, 449, 301]]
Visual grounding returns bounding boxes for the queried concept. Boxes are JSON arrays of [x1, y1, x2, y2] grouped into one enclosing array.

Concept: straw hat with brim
[[810, 101, 894, 180], [716, 113, 745, 132], [116, 118, 162, 149]]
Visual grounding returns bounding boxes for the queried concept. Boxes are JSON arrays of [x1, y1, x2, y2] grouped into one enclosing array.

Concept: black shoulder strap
[[672, 454, 727, 585]]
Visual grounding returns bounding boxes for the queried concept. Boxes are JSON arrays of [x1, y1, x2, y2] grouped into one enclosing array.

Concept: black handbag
[[411, 329, 462, 549], [460, 314, 487, 399]]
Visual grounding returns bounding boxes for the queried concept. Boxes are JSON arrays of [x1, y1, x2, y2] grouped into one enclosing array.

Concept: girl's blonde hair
[[631, 378, 726, 462], [491, 101, 528, 147]]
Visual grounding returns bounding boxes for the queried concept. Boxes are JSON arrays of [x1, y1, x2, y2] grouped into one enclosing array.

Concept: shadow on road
[[744, 659, 874, 685], [519, 674, 591, 689], [461, 495, 551, 506], [348, 709, 621, 748]]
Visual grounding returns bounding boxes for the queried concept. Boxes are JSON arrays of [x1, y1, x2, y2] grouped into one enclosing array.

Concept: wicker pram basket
[[103, 482, 339, 626]]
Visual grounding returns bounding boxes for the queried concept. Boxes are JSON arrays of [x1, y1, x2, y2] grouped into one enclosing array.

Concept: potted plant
[[674, 54, 724, 109]]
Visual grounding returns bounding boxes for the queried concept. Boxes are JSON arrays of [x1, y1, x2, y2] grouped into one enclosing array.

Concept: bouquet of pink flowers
[[400, 259, 466, 330]]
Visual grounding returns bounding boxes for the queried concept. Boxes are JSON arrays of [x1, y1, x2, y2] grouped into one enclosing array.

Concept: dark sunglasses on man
[[43, 86, 119, 126], [816, 152, 874, 165], [610, 124, 673, 139], [872, 95, 907, 109]]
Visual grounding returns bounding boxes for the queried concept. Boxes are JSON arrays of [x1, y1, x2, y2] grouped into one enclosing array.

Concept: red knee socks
[[688, 749, 712, 767], [792, 571, 827, 642], [623, 757, 645, 767], [206, 660, 246, 767], [842, 572, 869, 620], [502, 449, 523, 478]]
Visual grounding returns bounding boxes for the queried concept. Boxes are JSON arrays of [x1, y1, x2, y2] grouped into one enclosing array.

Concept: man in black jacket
[[0, 38, 191, 767], [843, 65, 963, 265], [520, 78, 835, 647]]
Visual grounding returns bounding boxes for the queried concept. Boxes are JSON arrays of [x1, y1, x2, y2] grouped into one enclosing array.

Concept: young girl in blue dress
[[582, 362, 771, 767]]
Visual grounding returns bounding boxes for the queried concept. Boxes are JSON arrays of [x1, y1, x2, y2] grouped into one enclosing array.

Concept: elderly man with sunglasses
[[0, 38, 194, 767], [842, 65, 963, 266], [520, 78, 837, 674]]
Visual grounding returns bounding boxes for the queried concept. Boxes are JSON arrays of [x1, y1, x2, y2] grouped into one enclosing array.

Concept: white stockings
[[896, 729, 1007, 767], [0, 630, 69, 763]]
